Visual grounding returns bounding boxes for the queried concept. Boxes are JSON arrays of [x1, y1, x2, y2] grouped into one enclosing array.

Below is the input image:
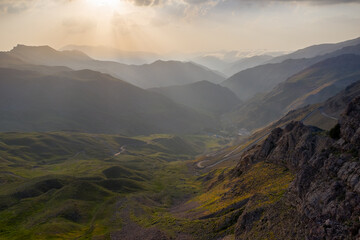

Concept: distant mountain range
[[1, 37, 360, 136], [0, 67, 217, 135], [221, 41, 360, 101], [224, 54, 360, 130], [150, 80, 241, 116], [191, 37, 360, 78], [7, 45, 225, 89], [268, 36, 360, 63], [61, 45, 159, 65], [192, 52, 282, 76], [223, 55, 274, 77]]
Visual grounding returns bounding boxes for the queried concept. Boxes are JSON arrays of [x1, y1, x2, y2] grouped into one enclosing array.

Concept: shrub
[[329, 124, 341, 140]]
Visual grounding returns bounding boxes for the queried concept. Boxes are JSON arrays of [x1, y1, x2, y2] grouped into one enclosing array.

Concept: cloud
[[209, 0, 360, 4], [127, 0, 163, 6], [178, 0, 360, 17], [183, 0, 212, 4], [0, 0, 35, 14], [128, 0, 360, 8], [0, 0, 357, 15], [277, 0, 360, 3], [0, 0, 75, 14]]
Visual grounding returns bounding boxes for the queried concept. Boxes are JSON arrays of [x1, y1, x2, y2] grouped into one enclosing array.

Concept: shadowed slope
[[0, 68, 216, 134]]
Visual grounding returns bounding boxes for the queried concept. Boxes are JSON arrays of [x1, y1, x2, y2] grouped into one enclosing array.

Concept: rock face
[[232, 97, 360, 239]]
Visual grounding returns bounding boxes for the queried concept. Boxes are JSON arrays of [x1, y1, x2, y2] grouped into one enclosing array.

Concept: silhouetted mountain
[[269, 36, 360, 63], [61, 45, 159, 65], [223, 55, 273, 76], [150, 80, 241, 115], [222, 58, 317, 100], [0, 51, 72, 74], [225, 54, 360, 130], [8, 45, 225, 88], [221, 43, 360, 100], [192, 52, 281, 76], [0, 68, 216, 135], [10, 44, 92, 64], [0, 52, 25, 65], [131, 60, 225, 88], [192, 55, 232, 75]]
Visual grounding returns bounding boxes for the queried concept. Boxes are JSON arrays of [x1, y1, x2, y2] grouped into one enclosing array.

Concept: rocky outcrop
[[232, 122, 331, 176], [233, 97, 360, 239]]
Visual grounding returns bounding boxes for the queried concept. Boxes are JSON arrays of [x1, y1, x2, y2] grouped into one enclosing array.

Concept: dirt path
[[319, 107, 338, 121], [113, 145, 127, 157]]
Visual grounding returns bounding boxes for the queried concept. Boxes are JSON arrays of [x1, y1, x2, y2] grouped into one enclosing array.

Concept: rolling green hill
[[0, 131, 231, 239]]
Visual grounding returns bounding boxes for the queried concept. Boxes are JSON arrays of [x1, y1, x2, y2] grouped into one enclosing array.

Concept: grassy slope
[[0, 131, 231, 239], [0, 130, 300, 239], [129, 162, 293, 239]]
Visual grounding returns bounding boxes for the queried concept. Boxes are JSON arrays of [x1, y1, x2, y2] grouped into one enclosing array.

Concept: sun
[[87, 0, 119, 7]]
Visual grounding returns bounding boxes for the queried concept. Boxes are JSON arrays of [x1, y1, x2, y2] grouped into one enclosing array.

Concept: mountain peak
[[8, 44, 92, 64], [151, 59, 185, 65], [11, 44, 57, 53]]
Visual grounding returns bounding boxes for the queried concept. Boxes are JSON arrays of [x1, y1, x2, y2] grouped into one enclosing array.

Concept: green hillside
[[0, 131, 231, 239]]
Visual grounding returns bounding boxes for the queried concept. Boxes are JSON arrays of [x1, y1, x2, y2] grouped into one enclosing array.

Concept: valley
[[0, 132, 234, 239], [0, 20, 360, 239]]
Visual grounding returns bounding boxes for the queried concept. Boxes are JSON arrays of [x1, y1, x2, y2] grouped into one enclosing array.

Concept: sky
[[0, 0, 360, 54]]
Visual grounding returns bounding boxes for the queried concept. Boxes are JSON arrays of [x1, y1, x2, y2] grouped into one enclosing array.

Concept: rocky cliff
[[231, 97, 360, 239]]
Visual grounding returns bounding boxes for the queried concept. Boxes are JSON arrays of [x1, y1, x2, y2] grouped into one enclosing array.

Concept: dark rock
[[235, 208, 264, 236], [232, 97, 360, 239]]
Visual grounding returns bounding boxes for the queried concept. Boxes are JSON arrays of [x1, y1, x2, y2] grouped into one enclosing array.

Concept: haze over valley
[[1, 0, 360, 239]]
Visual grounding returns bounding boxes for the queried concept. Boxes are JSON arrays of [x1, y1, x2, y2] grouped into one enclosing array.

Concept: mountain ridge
[[0, 67, 217, 135], [150, 80, 241, 115], [224, 54, 360, 131], [8, 44, 225, 89], [268, 36, 360, 63], [222, 41, 360, 100]]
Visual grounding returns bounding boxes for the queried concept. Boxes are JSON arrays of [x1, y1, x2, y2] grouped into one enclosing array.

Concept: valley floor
[[0, 132, 238, 239]]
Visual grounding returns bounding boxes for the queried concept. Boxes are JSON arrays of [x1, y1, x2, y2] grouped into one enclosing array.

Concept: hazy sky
[[0, 0, 359, 54]]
